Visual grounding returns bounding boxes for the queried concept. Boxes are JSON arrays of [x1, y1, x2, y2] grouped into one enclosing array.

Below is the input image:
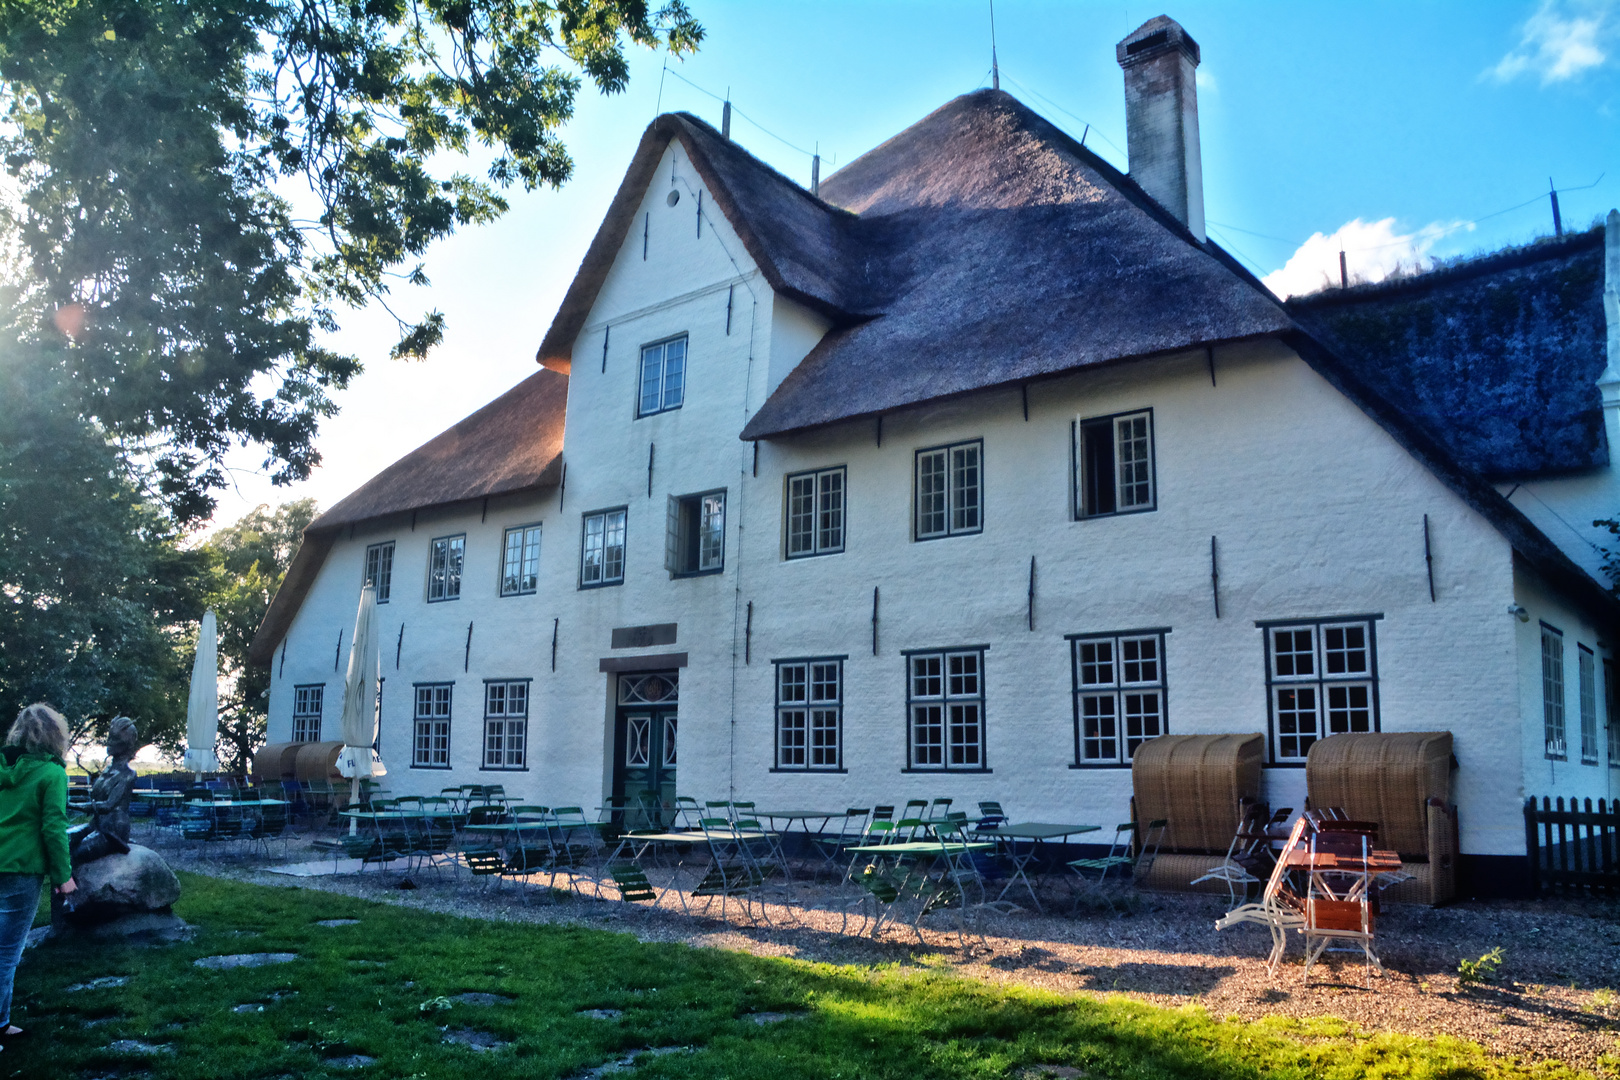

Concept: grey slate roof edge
[[1282, 327, 1620, 627], [1287, 226, 1604, 313]]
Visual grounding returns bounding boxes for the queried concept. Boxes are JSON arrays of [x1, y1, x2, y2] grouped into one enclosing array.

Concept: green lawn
[[6, 873, 1602, 1080]]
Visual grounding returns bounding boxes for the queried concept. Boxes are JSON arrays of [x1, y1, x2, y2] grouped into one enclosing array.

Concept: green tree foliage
[[0, 0, 701, 522], [200, 499, 316, 772]]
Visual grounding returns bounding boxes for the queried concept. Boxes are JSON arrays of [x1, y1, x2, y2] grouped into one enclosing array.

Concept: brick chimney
[[1117, 16, 1205, 241]]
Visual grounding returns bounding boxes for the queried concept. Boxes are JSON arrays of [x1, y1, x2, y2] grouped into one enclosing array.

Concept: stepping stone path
[[325, 1054, 375, 1069], [108, 1040, 172, 1055], [232, 1003, 265, 1013], [65, 976, 130, 992], [577, 1008, 621, 1020], [316, 919, 360, 927], [567, 1047, 690, 1080], [453, 993, 513, 1006], [442, 1028, 510, 1052], [746, 1012, 801, 1025], [194, 953, 297, 970]]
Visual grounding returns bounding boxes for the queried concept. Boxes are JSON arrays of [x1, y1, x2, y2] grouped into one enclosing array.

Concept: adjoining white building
[[251, 17, 1620, 896]]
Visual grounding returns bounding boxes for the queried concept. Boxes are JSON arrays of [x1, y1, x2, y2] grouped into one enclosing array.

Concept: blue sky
[[210, 0, 1620, 527]]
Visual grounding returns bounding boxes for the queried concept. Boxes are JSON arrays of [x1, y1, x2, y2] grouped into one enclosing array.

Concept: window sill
[[578, 579, 625, 590], [1262, 761, 1307, 769], [426, 596, 461, 603], [410, 763, 453, 770], [1068, 763, 1131, 770], [769, 767, 849, 774], [785, 549, 845, 561], [1073, 505, 1157, 522], [671, 567, 724, 579], [901, 767, 992, 774], [479, 765, 529, 772], [499, 590, 538, 599], [914, 530, 983, 543]]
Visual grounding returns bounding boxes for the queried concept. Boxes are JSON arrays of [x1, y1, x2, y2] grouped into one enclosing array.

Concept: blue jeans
[[0, 874, 42, 1029]]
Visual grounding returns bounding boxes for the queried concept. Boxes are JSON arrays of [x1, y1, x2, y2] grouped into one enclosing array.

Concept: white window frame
[[1263, 617, 1380, 764], [1070, 630, 1168, 766], [665, 490, 725, 576], [637, 335, 687, 417], [1541, 623, 1566, 760], [427, 534, 464, 602], [412, 683, 452, 769], [482, 679, 529, 771], [500, 523, 542, 597], [785, 467, 846, 558], [1578, 644, 1598, 765], [905, 647, 987, 771], [291, 684, 323, 743], [580, 507, 627, 588], [1075, 409, 1156, 518], [774, 657, 844, 771], [364, 541, 394, 603], [914, 440, 982, 541]]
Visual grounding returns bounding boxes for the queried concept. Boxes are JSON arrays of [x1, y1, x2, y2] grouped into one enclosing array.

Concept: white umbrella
[[336, 583, 385, 830], [181, 610, 219, 773]]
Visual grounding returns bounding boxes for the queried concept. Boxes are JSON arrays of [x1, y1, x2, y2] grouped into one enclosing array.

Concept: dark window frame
[[291, 684, 324, 743], [1579, 643, 1599, 765], [913, 440, 984, 541], [902, 645, 991, 773], [411, 682, 453, 770], [771, 655, 847, 772], [1605, 656, 1618, 770], [481, 678, 531, 771], [1259, 615, 1382, 766], [1073, 408, 1157, 519], [1067, 628, 1171, 768], [579, 506, 628, 589], [1542, 622, 1567, 761], [785, 466, 847, 559], [364, 541, 395, 603], [500, 523, 543, 597], [636, 334, 688, 418], [666, 489, 726, 578], [427, 534, 465, 602]]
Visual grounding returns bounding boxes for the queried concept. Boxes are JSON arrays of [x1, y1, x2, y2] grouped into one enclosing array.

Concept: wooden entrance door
[[613, 672, 678, 830]]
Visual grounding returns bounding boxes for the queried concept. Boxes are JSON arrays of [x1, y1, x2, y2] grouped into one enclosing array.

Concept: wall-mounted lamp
[[1508, 604, 1529, 622]]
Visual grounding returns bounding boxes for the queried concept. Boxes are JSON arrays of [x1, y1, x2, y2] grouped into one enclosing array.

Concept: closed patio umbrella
[[336, 583, 385, 832], [181, 610, 219, 774]]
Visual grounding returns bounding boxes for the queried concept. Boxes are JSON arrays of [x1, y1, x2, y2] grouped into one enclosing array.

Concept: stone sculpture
[[68, 715, 136, 866]]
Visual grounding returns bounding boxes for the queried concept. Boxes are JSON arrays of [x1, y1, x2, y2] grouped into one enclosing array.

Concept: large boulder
[[65, 844, 182, 924]]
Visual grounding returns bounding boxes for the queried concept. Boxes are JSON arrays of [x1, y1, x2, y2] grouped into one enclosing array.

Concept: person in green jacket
[[0, 704, 76, 1045]]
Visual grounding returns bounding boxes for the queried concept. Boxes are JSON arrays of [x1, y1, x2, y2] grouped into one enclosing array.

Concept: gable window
[[1579, 645, 1599, 765], [1263, 617, 1379, 764], [501, 524, 543, 596], [364, 542, 394, 602], [638, 336, 687, 417], [580, 508, 627, 587], [1542, 623, 1567, 760], [483, 679, 529, 770], [666, 491, 725, 576], [427, 535, 464, 602], [905, 647, 987, 770], [1070, 630, 1168, 766], [1076, 410, 1155, 517], [412, 683, 452, 768], [786, 467, 845, 558], [292, 685, 323, 743], [915, 441, 982, 540], [775, 657, 843, 770]]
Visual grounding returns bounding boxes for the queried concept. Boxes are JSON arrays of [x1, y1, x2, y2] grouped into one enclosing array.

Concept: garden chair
[[467, 804, 512, 826], [247, 801, 291, 858], [691, 817, 769, 923], [1192, 800, 1273, 909], [609, 862, 661, 918], [1068, 819, 1167, 914], [1300, 823, 1382, 984], [901, 799, 928, 822], [928, 797, 954, 821], [811, 807, 871, 876], [1215, 815, 1312, 977], [672, 796, 701, 830]]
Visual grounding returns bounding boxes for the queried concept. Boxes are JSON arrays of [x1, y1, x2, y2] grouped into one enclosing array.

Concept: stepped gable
[[740, 89, 1295, 440], [1289, 228, 1609, 479]]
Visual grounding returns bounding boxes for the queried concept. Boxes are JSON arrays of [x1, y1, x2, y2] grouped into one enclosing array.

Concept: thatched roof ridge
[[739, 90, 1295, 439], [535, 112, 868, 372]]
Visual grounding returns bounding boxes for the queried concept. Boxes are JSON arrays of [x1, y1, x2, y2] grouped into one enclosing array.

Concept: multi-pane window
[[1264, 619, 1379, 763], [786, 467, 845, 558], [1071, 631, 1167, 765], [427, 535, 465, 602], [667, 491, 725, 575], [906, 648, 987, 770], [580, 508, 627, 587], [412, 683, 452, 768], [1542, 624, 1566, 760], [638, 336, 687, 417], [364, 542, 394, 602], [501, 524, 542, 596], [292, 685, 323, 743], [1606, 658, 1618, 770], [1579, 645, 1599, 765], [775, 658, 843, 770], [1076, 410, 1155, 517], [483, 680, 529, 770], [915, 441, 982, 540]]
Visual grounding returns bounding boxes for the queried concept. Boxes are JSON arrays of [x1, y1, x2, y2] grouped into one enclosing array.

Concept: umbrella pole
[[349, 776, 361, 835]]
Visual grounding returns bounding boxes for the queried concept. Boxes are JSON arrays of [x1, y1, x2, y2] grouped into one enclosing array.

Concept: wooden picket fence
[[1524, 796, 1620, 892]]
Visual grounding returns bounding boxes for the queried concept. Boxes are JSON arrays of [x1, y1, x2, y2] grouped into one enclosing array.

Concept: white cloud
[[1260, 217, 1469, 299], [1488, 0, 1614, 84]]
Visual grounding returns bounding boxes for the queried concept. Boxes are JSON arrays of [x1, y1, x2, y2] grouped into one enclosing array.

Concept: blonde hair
[[9, 703, 70, 759]]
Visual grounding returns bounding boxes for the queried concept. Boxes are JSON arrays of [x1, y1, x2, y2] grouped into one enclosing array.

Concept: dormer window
[[638, 336, 687, 417]]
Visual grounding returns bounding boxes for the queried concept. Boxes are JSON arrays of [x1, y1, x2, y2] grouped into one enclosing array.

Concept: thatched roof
[[738, 90, 1295, 439], [1289, 228, 1609, 480], [247, 368, 567, 664]]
